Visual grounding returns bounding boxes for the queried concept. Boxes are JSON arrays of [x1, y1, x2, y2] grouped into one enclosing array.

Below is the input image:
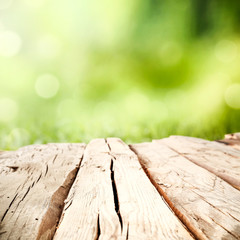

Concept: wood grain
[[1, 135, 239, 240], [54, 138, 194, 240], [159, 136, 240, 190], [53, 139, 122, 240], [131, 141, 240, 240], [107, 138, 194, 239], [0, 143, 85, 240]]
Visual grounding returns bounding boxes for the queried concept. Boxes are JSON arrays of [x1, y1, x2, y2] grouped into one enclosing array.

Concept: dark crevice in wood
[[52, 154, 58, 164], [0, 231, 7, 236], [6, 166, 19, 172], [126, 223, 129, 240], [12, 185, 34, 211], [45, 164, 48, 176], [95, 213, 101, 240], [216, 140, 230, 145], [1, 193, 18, 222], [110, 159, 123, 232], [105, 138, 112, 152], [31, 181, 35, 188], [165, 144, 240, 191], [36, 172, 42, 183], [129, 145, 204, 240], [36, 150, 86, 240], [20, 186, 31, 202], [63, 200, 72, 211]]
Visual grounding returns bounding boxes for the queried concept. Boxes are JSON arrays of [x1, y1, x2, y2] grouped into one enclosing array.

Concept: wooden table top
[[0, 134, 240, 240]]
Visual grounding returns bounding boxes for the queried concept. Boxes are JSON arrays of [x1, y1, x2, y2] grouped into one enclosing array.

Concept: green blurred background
[[0, 0, 240, 150]]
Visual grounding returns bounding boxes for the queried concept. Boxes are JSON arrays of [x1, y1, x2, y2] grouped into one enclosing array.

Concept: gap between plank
[[94, 213, 101, 240], [36, 149, 86, 240], [106, 139, 124, 233], [129, 145, 204, 240], [110, 158, 123, 232]]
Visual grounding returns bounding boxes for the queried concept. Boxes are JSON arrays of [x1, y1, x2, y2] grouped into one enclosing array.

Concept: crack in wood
[[31, 181, 36, 188], [6, 166, 19, 172], [94, 213, 101, 240], [0, 231, 7, 236], [45, 164, 48, 177], [126, 223, 129, 240], [1, 193, 18, 222], [105, 139, 112, 152], [110, 159, 123, 232], [36, 173, 42, 183], [63, 199, 72, 211], [20, 186, 31, 202], [52, 154, 58, 164]]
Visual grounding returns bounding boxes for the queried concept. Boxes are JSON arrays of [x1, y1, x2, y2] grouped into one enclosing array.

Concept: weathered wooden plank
[[54, 138, 194, 240], [53, 139, 122, 240], [105, 138, 193, 239], [0, 143, 85, 240], [130, 141, 240, 240], [159, 136, 240, 190]]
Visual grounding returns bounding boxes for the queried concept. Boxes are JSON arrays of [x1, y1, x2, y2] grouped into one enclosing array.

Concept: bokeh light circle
[[0, 31, 22, 57], [35, 74, 60, 99], [0, 98, 18, 122], [224, 83, 240, 109]]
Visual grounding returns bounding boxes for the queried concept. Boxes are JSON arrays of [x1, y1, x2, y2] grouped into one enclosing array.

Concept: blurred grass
[[0, 0, 240, 150]]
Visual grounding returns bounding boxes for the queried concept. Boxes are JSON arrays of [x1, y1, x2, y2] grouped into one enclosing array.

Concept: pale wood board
[[106, 138, 193, 239], [159, 136, 240, 190], [54, 138, 194, 240], [53, 139, 123, 240], [130, 141, 240, 240], [0, 143, 85, 240]]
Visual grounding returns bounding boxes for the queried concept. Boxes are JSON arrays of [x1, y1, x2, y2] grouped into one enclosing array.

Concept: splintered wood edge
[[36, 166, 81, 240], [35, 145, 86, 240]]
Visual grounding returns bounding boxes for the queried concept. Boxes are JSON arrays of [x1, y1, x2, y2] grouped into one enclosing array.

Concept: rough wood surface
[[53, 139, 123, 240], [54, 138, 193, 240], [0, 143, 85, 240], [159, 136, 240, 190], [130, 141, 240, 240], [0, 134, 240, 240], [106, 138, 193, 239]]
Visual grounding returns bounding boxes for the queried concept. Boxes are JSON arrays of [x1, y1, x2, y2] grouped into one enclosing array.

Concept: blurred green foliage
[[0, 0, 240, 149]]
